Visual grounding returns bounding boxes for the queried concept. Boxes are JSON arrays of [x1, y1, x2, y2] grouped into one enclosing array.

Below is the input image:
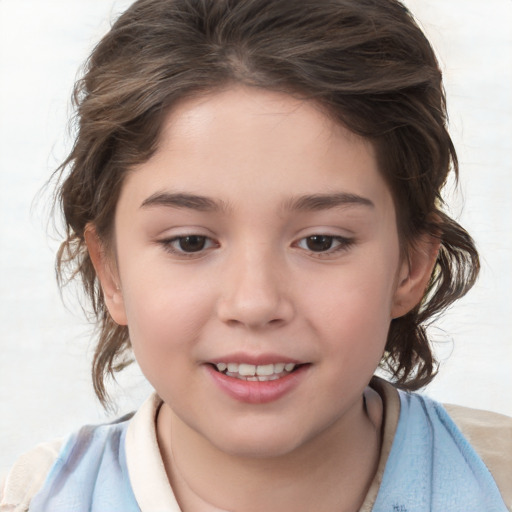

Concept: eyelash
[[294, 235, 355, 256], [158, 234, 354, 258]]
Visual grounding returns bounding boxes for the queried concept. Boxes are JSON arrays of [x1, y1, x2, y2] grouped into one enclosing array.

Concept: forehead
[[123, 85, 394, 216]]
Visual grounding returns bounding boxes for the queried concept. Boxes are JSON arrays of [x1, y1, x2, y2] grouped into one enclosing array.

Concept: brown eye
[[177, 235, 207, 252], [305, 235, 336, 252], [296, 234, 354, 255], [160, 234, 217, 257]]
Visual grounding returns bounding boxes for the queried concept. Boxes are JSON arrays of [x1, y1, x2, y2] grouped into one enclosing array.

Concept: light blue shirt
[[29, 392, 508, 511], [373, 392, 507, 511]]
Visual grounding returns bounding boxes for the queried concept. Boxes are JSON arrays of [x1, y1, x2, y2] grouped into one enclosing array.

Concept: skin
[[87, 86, 438, 511]]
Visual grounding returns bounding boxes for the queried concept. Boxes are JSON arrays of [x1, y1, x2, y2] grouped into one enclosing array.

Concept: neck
[[157, 388, 382, 512]]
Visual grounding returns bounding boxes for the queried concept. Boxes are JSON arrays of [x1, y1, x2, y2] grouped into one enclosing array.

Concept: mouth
[[209, 362, 303, 382], [206, 360, 310, 404]]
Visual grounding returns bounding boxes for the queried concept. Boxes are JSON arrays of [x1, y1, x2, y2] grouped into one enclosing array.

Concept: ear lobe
[[391, 234, 440, 319], [84, 225, 128, 326]]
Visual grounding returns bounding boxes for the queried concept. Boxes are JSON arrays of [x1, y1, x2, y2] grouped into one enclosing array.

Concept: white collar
[[126, 393, 182, 511]]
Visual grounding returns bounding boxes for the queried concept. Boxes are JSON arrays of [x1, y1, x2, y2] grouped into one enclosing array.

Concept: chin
[[203, 419, 319, 460]]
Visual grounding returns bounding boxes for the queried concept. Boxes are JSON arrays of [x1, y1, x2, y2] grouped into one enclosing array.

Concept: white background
[[0, 0, 511, 475]]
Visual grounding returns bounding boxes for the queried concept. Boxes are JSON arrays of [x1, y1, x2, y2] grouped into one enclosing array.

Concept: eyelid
[[155, 229, 355, 259]]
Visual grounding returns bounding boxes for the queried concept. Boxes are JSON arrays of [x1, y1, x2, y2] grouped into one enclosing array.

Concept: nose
[[216, 246, 294, 329]]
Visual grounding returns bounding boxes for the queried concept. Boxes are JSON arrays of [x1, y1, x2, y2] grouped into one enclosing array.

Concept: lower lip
[[205, 365, 309, 404]]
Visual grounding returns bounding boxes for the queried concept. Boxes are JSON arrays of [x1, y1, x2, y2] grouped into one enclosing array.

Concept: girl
[[1, 0, 511, 510]]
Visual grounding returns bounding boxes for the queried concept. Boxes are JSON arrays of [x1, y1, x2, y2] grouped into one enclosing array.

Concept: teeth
[[256, 364, 274, 376], [238, 364, 256, 376], [257, 374, 280, 382], [225, 373, 288, 382], [274, 363, 285, 373], [214, 362, 298, 379]]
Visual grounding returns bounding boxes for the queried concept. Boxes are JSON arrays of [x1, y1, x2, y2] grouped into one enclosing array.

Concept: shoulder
[[368, 382, 510, 511], [444, 403, 512, 510], [0, 412, 135, 512], [400, 392, 511, 510], [0, 438, 64, 511]]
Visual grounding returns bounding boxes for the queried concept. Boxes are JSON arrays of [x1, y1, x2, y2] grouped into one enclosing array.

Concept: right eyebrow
[[140, 192, 227, 212]]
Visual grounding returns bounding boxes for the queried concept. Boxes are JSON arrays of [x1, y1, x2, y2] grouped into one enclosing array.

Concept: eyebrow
[[140, 192, 227, 212], [140, 191, 374, 213], [283, 192, 374, 211]]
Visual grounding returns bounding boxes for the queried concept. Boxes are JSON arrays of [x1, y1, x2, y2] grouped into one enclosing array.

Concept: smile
[[213, 362, 297, 381], [207, 361, 309, 404]]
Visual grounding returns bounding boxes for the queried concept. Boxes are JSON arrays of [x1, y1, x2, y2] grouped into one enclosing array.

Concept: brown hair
[[55, 0, 479, 406]]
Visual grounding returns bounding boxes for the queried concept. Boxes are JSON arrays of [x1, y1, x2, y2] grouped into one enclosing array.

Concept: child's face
[[97, 86, 420, 457]]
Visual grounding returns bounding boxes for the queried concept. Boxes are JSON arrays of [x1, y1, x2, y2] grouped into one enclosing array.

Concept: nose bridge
[[217, 240, 292, 328]]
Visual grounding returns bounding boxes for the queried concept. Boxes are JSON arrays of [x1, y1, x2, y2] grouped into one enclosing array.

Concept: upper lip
[[206, 352, 304, 366]]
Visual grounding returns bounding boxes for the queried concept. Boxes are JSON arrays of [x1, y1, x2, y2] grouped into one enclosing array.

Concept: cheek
[[121, 278, 213, 401], [120, 269, 216, 361], [303, 253, 398, 355], [312, 257, 397, 317]]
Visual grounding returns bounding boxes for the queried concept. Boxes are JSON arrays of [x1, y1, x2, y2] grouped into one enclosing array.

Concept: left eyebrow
[[283, 192, 375, 212]]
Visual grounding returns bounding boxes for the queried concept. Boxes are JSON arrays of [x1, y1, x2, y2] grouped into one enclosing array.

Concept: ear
[[391, 234, 440, 319], [84, 224, 128, 326]]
